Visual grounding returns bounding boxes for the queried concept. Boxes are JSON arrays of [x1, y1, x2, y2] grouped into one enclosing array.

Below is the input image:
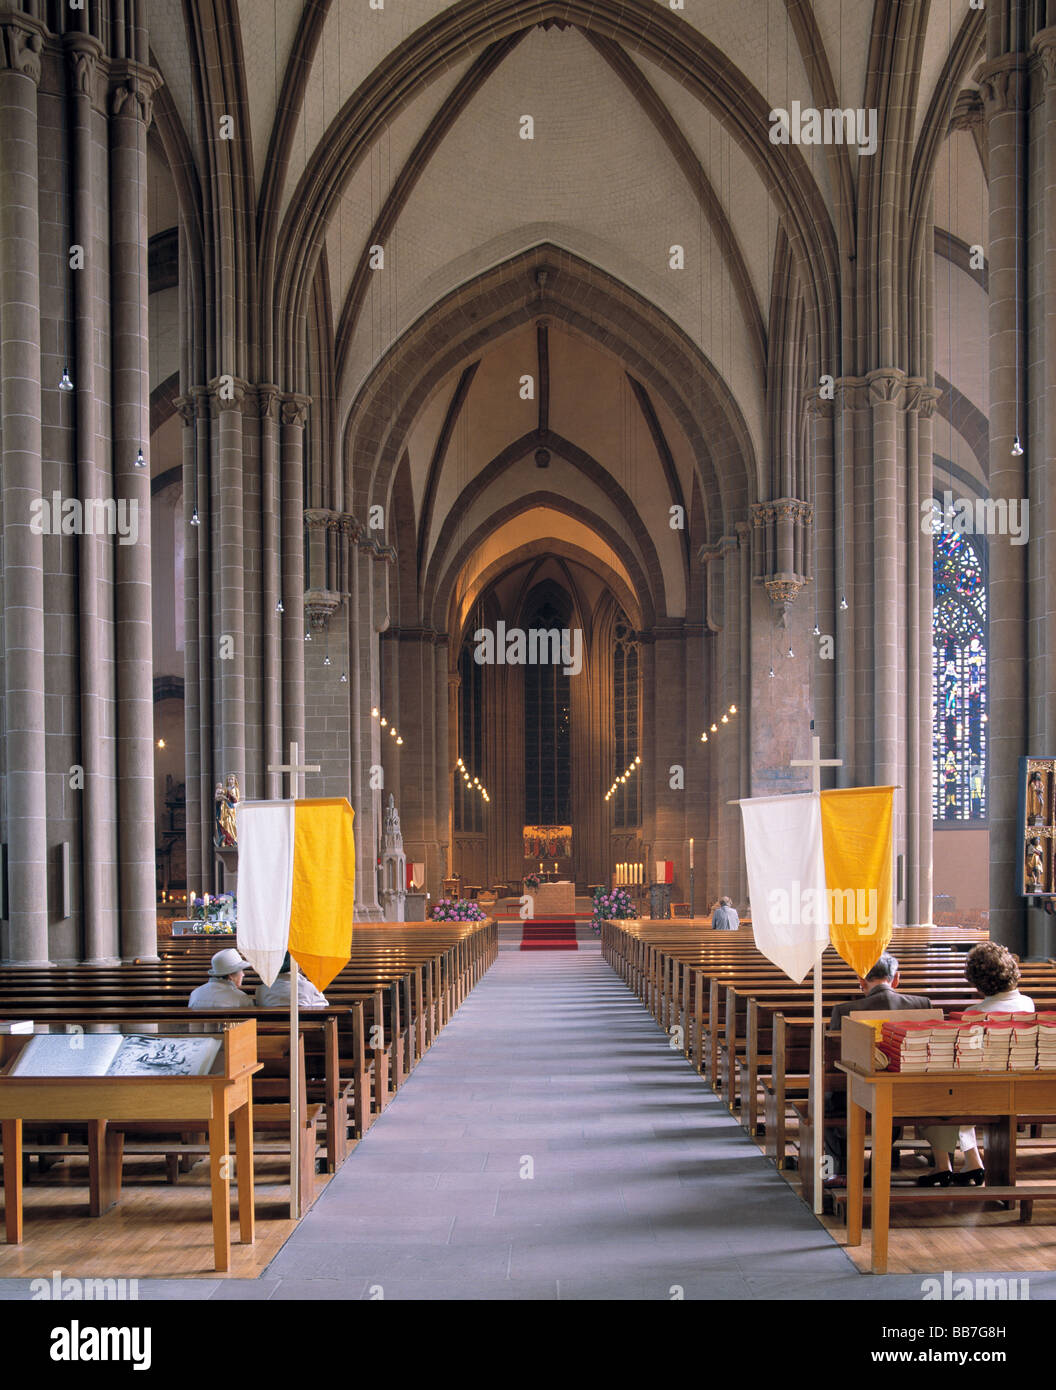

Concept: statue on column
[[1028, 770, 1046, 825], [214, 773, 240, 848], [1026, 836, 1045, 892]]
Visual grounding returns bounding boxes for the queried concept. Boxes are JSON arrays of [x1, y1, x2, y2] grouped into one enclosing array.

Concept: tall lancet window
[[456, 640, 484, 834], [613, 612, 640, 828], [932, 524, 987, 821], [524, 599, 571, 825]]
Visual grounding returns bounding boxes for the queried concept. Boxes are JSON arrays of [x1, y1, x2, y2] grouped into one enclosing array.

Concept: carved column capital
[[281, 393, 311, 428], [173, 393, 197, 426], [977, 55, 1030, 116], [948, 87, 983, 135], [1032, 28, 1056, 82], [63, 32, 104, 104], [255, 383, 282, 421], [803, 388, 834, 420], [0, 14, 46, 83], [205, 375, 250, 414], [866, 368, 908, 409], [108, 61, 161, 125]]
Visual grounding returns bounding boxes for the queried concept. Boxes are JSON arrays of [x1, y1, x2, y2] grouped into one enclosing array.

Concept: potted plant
[[430, 898, 487, 922], [523, 872, 541, 892], [591, 885, 636, 936]]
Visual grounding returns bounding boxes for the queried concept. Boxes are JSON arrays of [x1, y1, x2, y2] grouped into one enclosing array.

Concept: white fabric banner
[[235, 801, 295, 987], [738, 792, 829, 983]]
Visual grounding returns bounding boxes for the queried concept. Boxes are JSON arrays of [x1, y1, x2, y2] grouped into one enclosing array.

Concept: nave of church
[[5, 0, 1056, 1331]]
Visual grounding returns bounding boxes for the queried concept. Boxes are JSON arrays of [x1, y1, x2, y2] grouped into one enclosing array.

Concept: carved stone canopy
[[764, 576, 807, 628]]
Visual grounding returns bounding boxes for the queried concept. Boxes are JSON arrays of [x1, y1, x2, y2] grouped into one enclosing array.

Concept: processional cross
[[268, 741, 320, 800], [789, 729, 842, 1218], [790, 733, 843, 794], [261, 739, 321, 1220]]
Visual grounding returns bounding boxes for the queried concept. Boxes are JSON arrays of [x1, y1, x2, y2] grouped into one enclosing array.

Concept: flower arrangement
[[591, 885, 636, 934], [190, 893, 236, 933], [430, 898, 487, 922], [523, 873, 541, 891]]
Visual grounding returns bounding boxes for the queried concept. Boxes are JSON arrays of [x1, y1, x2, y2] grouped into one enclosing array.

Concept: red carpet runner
[[519, 917, 579, 951]]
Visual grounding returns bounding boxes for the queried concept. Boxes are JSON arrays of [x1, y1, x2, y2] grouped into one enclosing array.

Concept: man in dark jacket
[[825, 954, 932, 1184], [829, 953, 931, 1028]]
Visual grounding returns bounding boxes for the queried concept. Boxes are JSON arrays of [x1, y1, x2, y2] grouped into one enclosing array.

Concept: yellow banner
[[289, 798, 356, 990], [819, 787, 894, 976]]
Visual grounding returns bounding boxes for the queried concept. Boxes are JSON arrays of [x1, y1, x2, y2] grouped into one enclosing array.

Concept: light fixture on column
[[787, 643, 794, 659], [769, 666, 775, 679], [812, 622, 820, 637], [59, 366, 74, 393], [275, 599, 284, 614], [1011, 435, 1024, 457], [340, 671, 348, 683], [838, 595, 848, 611], [323, 654, 331, 666], [190, 508, 200, 526], [304, 630, 312, 642], [323, 631, 331, 666], [728, 704, 737, 715], [134, 447, 146, 469]]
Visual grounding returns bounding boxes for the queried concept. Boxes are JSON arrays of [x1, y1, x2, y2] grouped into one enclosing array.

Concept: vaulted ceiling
[[146, 0, 992, 610]]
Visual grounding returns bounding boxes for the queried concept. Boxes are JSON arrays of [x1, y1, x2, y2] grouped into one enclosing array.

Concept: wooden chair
[[672, 902, 692, 918]]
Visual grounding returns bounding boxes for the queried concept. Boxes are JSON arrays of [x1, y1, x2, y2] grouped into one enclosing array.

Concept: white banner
[[235, 801, 295, 986], [738, 792, 829, 983]]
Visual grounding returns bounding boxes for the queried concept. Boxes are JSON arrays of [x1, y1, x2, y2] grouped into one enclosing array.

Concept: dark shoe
[[916, 1170, 953, 1187], [952, 1168, 985, 1187]]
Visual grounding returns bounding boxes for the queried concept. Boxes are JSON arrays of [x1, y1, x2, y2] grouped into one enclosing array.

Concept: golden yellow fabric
[[289, 798, 356, 990], [819, 787, 894, 976]]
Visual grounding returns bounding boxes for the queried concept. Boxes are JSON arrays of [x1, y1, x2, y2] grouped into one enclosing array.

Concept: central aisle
[[255, 943, 918, 1300]]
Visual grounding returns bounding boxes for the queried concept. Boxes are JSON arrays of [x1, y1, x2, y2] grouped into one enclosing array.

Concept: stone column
[[109, 61, 159, 961], [213, 378, 246, 791], [258, 386, 283, 796], [866, 369, 904, 795], [0, 14, 50, 964], [914, 388, 940, 926], [980, 55, 1030, 952], [280, 394, 310, 761], [177, 395, 203, 899], [1029, 29, 1056, 958], [66, 32, 119, 961]]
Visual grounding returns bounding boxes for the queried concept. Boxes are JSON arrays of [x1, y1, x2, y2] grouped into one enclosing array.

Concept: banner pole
[[290, 972, 300, 1219]]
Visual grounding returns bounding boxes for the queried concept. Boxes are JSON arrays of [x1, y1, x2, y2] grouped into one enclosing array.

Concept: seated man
[[188, 948, 254, 1009], [255, 952, 329, 1009], [829, 953, 932, 1028], [711, 896, 739, 931], [824, 954, 931, 1185]]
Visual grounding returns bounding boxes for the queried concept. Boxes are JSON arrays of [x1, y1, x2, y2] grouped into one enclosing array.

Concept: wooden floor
[[0, 1150, 340, 1279], [772, 1131, 1056, 1274]]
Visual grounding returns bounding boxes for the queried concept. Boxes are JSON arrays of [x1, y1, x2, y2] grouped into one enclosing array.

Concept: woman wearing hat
[[187, 948, 254, 1009]]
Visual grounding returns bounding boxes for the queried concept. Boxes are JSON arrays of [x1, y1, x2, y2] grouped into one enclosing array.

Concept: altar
[[529, 880, 576, 916]]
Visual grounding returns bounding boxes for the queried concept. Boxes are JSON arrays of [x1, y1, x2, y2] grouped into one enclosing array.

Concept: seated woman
[[918, 941, 1034, 1187]]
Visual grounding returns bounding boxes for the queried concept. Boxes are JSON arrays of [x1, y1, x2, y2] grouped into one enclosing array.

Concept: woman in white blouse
[[918, 942, 1034, 1186]]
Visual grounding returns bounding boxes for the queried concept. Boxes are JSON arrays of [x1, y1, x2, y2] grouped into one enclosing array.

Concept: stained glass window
[[932, 517, 987, 821], [524, 600, 571, 825]]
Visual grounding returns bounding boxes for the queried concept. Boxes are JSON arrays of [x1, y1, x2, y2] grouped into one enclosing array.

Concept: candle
[[689, 837, 694, 869]]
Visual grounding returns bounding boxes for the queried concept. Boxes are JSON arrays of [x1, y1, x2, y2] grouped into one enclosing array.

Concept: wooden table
[[838, 1062, 1056, 1274], [0, 1022, 259, 1272]]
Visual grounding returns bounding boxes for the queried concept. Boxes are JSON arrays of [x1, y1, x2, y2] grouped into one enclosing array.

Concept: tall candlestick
[[689, 837, 694, 869]]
